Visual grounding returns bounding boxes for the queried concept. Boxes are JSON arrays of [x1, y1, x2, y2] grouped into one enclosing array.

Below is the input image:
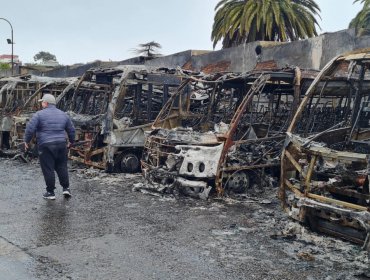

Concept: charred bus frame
[[0, 75, 75, 150], [141, 68, 317, 198], [56, 66, 182, 172], [280, 50, 370, 250]]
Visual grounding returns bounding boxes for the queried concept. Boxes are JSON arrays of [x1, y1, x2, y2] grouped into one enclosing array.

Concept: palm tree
[[211, 0, 321, 49], [349, 0, 370, 36], [132, 41, 162, 58]]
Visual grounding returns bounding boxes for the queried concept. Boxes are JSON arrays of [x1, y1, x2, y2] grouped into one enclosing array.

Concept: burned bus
[[280, 50, 370, 250], [141, 68, 317, 199], [56, 66, 182, 172], [0, 75, 75, 150]]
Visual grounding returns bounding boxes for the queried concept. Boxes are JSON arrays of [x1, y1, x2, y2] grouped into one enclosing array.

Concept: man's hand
[[24, 142, 29, 150]]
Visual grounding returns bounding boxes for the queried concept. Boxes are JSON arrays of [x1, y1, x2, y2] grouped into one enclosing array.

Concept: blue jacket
[[24, 105, 75, 146]]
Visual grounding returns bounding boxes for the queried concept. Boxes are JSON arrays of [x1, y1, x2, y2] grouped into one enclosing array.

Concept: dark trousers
[[38, 142, 69, 193], [2, 131, 10, 149]]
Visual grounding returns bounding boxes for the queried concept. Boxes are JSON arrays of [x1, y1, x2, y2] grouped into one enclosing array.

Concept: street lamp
[[0, 18, 14, 75]]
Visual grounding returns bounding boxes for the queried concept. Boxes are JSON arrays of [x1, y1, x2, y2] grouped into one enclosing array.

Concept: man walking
[[24, 94, 75, 200]]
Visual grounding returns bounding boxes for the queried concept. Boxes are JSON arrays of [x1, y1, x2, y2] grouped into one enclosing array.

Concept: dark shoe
[[43, 192, 56, 200], [63, 188, 72, 198]]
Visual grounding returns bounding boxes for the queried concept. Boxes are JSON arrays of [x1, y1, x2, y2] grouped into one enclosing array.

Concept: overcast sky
[[0, 0, 364, 65]]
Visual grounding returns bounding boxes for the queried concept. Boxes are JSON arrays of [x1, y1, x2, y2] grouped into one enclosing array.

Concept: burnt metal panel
[[147, 74, 181, 86]]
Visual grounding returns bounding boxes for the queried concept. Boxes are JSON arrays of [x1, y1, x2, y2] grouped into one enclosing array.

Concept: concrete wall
[[0, 69, 13, 78], [42, 61, 110, 78], [46, 56, 146, 78], [0, 65, 20, 77], [186, 29, 370, 73], [320, 29, 357, 68], [144, 50, 210, 69]]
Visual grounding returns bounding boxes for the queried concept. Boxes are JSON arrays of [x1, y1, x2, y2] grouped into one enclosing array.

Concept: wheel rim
[[121, 153, 140, 173], [226, 171, 250, 194]]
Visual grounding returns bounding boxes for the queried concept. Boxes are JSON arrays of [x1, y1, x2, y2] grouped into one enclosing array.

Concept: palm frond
[[211, 0, 321, 48]]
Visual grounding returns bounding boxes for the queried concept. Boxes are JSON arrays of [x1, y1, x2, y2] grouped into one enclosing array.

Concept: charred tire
[[225, 171, 250, 194], [115, 151, 141, 173]]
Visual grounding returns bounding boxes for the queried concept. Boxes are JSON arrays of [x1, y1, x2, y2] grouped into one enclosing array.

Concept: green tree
[[211, 0, 321, 49], [132, 41, 162, 58], [0, 63, 10, 70], [33, 51, 57, 63], [349, 0, 370, 35]]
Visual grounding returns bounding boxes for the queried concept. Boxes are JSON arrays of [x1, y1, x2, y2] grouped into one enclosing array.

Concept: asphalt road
[[0, 158, 368, 280]]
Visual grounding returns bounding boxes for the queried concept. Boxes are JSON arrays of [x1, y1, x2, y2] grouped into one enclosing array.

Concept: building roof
[[0, 54, 19, 59]]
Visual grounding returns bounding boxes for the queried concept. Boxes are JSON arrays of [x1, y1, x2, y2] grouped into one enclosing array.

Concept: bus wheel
[[225, 171, 250, 194], [116, 152, 141, 173]]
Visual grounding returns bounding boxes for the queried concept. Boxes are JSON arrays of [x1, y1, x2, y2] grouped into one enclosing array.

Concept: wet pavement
[[0, 158, 369, 280]]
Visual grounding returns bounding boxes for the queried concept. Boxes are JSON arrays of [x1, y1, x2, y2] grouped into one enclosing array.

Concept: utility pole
[[0, 18, 14, 75]]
